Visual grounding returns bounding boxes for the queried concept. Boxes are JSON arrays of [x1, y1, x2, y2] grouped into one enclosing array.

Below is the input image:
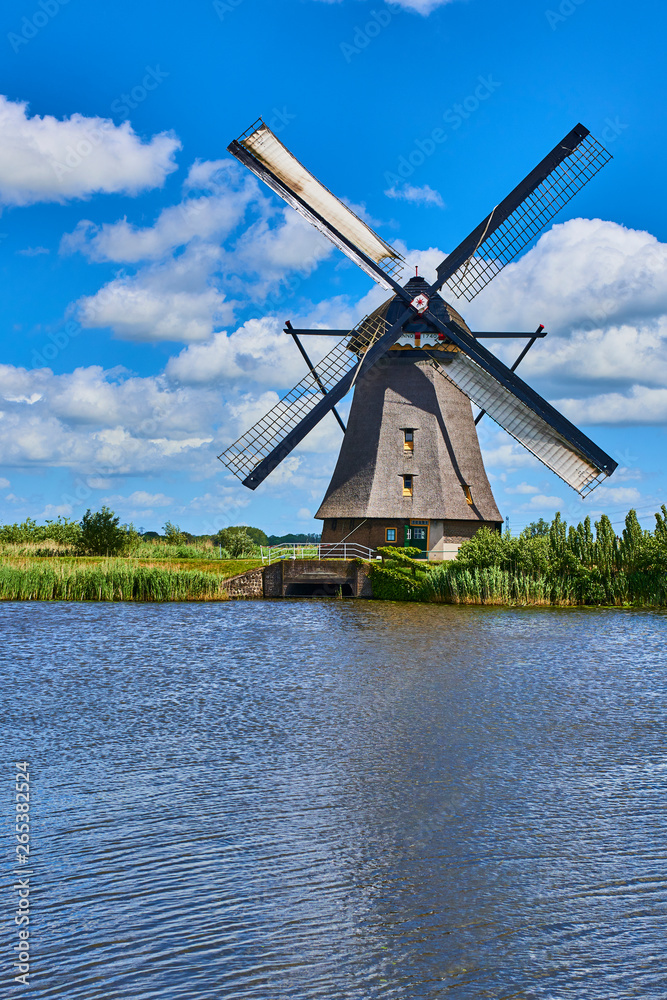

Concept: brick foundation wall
[[224, 568, 264, 599], [320, 517, 501, 550]]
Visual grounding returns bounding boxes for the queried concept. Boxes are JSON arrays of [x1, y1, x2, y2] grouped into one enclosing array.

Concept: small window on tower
[[462, 485, 473, 505], [385, 528, 397, 542], [331, 519, 337, 530], [404, 429, 414, 452], [403, 475, 413, 497]]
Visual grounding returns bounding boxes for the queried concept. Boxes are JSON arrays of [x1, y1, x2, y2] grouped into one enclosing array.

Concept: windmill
[[220, 120, 617, 558]]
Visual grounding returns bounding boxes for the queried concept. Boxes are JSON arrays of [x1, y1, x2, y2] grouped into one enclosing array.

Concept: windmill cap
[[384, 275, 473, 336]]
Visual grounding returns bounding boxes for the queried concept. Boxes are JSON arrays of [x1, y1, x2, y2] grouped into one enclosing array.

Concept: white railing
[[262, 542, 375, 565]]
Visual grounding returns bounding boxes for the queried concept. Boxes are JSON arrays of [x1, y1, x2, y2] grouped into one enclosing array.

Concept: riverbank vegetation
[[370, 508, 667, 607], [0, 511, 265, 601], [3, 506, 667, 606], [0, 511, 268, 559]]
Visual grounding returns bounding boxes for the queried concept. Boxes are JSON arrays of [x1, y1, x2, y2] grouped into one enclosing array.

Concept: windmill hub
[[382, 275, 468, 353]]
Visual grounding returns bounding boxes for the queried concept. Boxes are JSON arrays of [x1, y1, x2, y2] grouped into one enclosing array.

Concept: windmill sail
[[220, 313, 395, 486], [435, 124, 612, 301], [428, 352, 613, 495], [228, 120, 404, 289]]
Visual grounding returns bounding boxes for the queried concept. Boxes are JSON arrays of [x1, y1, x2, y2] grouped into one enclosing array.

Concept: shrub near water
[[370, 508, 667, 607]]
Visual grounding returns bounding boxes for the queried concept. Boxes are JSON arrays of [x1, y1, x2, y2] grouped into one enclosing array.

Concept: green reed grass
[[417, 564, 667, 607], [0, 561, 234, 602]]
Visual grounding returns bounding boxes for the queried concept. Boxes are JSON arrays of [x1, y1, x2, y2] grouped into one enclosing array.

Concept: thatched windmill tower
[[220, 120, 617, 558], [313, 276, 502, 557]]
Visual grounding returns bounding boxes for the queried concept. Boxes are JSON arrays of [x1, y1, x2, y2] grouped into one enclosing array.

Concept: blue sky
[[0, 0, 666, 536]]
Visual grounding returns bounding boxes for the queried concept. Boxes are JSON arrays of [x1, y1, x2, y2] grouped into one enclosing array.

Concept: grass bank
[[0, 557, 264, 602]]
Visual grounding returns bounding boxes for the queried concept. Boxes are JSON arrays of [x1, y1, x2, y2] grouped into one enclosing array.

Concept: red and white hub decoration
[[410, 293, 429, 315]]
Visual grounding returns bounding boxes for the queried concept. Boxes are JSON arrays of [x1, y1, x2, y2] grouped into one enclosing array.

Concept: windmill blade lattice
[[427, 353, 608, 495], [437, 127, 612, 302], [219, 313, 390, 483]]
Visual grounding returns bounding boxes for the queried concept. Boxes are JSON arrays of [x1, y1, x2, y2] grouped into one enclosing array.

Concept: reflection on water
[[2, 601, 667, 998]]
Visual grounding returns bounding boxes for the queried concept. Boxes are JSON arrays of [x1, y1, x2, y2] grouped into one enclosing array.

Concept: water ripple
[[1, 602, 666, 998]]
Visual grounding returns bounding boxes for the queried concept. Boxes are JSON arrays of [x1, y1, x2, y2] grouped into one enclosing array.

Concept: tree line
[[0, 508, 321, 557]]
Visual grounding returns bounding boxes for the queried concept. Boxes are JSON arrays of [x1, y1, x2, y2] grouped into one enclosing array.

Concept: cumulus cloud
[[101, 491, 174, 508], [556, 385, 667, 425], [520, 494, 565, 510], [77, 244, 234, 343], [40, 503, 74, 518], [407, 218, 667, 427], [61, 161, 259, 263], [590, 486, 642, 505], [0, 363, 219, 474], [0, 351, 344, 491], [505, 482, 540, 495], [478, 428, 542, 472], [230, 208, 332, 289], [464, 218, 667, 339], [67, 160, 332, 343], [384, 184, 444, 207], [166, 316, 333, 386], [0, 95, 180, 207]]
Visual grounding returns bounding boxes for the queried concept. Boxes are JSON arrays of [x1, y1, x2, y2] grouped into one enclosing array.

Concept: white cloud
[[230, 208, 333, 289], [0, 354, 342, 488], [18, 246, 49, 256], [505, 482, 540, 495], [406, 218, 667, 428], [0, 477, 9, 489], [40, 503, 74, 518], [391, 0, 458, 10], [521, 494, 564, 510], [167, 316, 332, 386], [67, 161, 333, 344], [556, 385, 667, 425], [385, 184, 444, 207], [0, 95, 180, 207], [101, 491, 174, 508], [61, 161, 259, 263], [464, 218, 667, 338], [589, 486, 642, 505], [478, 428, 541, 471], [0, 363, 220, 475], [77, 244, 234, 343]]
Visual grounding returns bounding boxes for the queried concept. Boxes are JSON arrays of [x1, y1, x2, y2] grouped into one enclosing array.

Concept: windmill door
[[404, 521, 429, 559]]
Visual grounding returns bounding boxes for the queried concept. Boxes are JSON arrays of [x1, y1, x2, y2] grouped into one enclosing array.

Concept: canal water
[[2, 601, 666, 999]]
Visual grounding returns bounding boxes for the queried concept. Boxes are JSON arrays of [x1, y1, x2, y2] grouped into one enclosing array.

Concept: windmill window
[[402, 475, 413, 497], [385, 528, 397, 542], [331, 519, 337, 530], [462, 485, 473, 505], [403, 429, 414, 452]]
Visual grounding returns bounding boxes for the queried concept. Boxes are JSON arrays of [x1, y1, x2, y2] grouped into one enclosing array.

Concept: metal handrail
[[262, 542, 375, 565]]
